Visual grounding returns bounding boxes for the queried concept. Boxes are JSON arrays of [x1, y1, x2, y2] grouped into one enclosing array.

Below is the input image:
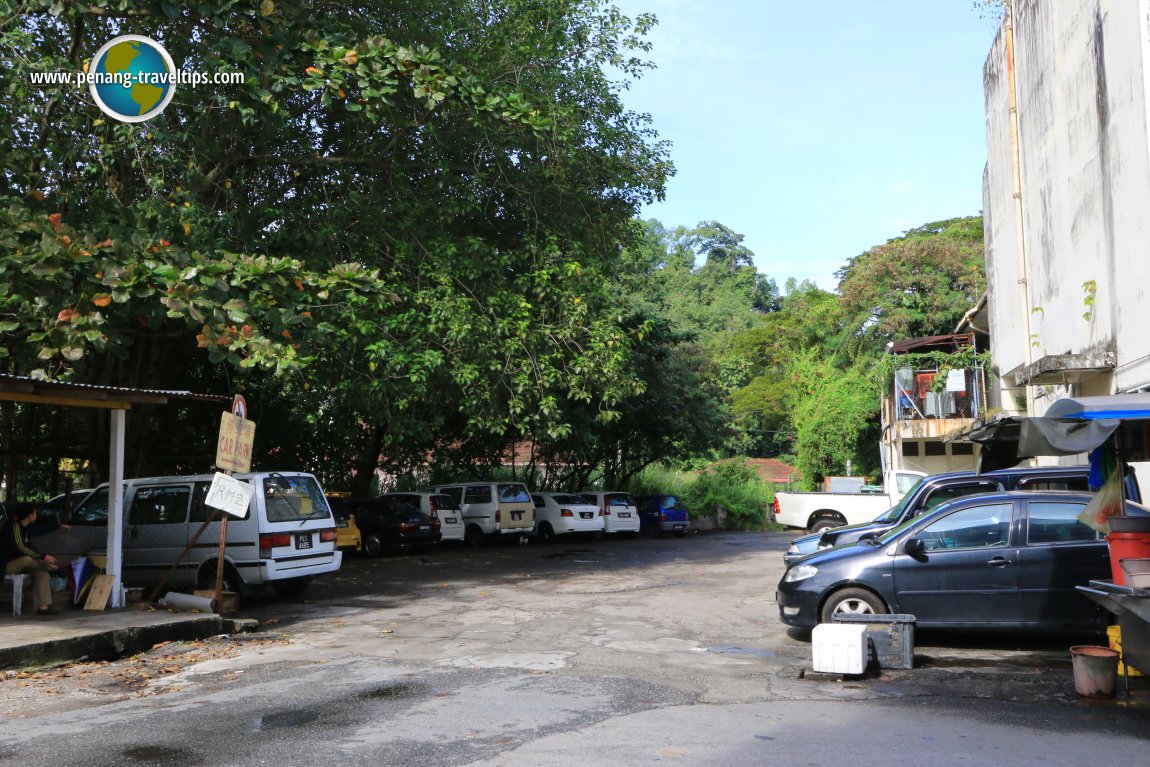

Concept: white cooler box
[[811, 623, 867, 674]]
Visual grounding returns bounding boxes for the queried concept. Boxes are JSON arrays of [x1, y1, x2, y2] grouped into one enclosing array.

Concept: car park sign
[[215, 395, 255, 472]]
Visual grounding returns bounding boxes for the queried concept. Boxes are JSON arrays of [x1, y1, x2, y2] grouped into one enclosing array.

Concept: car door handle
[[987, 556, 1013, 567]]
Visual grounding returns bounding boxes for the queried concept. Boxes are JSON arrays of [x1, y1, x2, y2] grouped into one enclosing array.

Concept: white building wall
[[984, 0, 1150, 408]]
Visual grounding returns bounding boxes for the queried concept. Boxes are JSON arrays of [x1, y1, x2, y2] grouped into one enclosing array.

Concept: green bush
[[626, 464, 693, 499], [682, 460, 776, 530]]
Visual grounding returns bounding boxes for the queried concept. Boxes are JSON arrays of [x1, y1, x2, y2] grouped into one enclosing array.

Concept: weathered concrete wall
[[983, 0, 1150, 406]]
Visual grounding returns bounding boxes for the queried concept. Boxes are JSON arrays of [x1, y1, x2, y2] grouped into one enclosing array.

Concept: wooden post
[[214, 510, 229, 607]]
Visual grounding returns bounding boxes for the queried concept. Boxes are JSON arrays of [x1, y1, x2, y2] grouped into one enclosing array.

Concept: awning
[[967, 393, 1150, 471], [889, 333, 975, 354], [1044, 392, 1150, 420]]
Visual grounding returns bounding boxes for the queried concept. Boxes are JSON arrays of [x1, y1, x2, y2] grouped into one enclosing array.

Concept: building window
[[902, 442, 920, 457], [924, 441, 946, 456], [951, 442, 974, 456]]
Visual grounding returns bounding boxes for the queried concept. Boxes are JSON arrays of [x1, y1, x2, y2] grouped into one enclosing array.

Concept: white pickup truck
[[772, 470, 926, 532]]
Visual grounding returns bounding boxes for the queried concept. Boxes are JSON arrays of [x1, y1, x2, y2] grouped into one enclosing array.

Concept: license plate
[[296, 534, 312, 549], [674, 524, 686, 530], [336, 520, 348, 528], [580, 512, 593, 519], [445, 517, 457, 524], [618, 512, 631, 518], [420, 525, 430, 531]]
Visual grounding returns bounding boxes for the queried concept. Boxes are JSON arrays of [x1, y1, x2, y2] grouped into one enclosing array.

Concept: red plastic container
[[1106, 532, 1150, 585]]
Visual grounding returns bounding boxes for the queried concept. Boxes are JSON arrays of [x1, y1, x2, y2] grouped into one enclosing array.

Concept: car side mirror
[[858, 531, 877, 542], [904, 537, 925, 556]]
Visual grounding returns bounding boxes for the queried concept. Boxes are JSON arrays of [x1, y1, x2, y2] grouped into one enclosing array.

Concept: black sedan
[[777, 490, 1149, 632], [350, 495, 442, 556]]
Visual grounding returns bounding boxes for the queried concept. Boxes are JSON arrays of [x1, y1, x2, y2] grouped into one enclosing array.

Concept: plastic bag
[[1079, 466, 1125, 533]]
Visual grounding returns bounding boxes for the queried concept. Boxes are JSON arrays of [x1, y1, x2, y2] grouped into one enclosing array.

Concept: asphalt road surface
[[1, 529, 1148, 766]]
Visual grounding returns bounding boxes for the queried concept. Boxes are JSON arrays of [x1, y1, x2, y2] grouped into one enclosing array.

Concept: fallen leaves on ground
[[0, 634, 290, 719]]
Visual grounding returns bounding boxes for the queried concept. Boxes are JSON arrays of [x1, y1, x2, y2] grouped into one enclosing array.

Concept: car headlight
[[784, 564, 818, 583]]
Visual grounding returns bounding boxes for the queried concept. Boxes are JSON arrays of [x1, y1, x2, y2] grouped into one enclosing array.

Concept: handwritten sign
[[215, 411, 256, 472], [204, 472, 255, 518]]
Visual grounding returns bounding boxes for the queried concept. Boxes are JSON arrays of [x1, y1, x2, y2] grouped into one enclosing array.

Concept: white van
[[69, 471, 342, 599], [426, 482, 535, 546]]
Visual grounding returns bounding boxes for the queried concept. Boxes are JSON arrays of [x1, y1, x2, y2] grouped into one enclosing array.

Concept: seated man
[[1, 503, 71, 616]]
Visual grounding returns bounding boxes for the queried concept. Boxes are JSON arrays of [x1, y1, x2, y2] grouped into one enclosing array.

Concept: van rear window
[[263, 476, 331, 523], [498, 484, 531, 503]]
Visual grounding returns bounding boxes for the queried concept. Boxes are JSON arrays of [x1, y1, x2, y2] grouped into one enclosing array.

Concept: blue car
[[777, 490, 1150, 632], [635, 495, 690, 537]]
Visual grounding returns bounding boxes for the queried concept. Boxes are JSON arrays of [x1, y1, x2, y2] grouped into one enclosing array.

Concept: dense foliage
[[1, 2, 987, 517], [1, 0, 671, 493]]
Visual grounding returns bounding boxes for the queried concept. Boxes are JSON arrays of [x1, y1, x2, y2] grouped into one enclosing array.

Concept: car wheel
[[820, 587, 887, 624], [364, 534, 384, 557], [272, 577, 311, 600], [197, 561, 245, 598], [674, 530, 688, 538], [810, 518, 842, 534], [538, 522, 555, 544], [465, 525, 485, 548]]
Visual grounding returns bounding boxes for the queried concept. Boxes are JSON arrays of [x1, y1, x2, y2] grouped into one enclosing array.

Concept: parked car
[[776, 490, 1150, 632], [424, 482, 535, 545], [377, 491, 465, 543], [349, 495, 442, 556], [634, 495, 690, 536], [773, 469, 926, 532], [62, 472, 342, 599], [530, 492, 604, 542], [582, 491, 641, 536], [325, 493, 363, 553], [782, 465, 1139, 564]]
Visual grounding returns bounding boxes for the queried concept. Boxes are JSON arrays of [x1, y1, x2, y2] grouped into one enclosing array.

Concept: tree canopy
[[1, 0, 671, 492]]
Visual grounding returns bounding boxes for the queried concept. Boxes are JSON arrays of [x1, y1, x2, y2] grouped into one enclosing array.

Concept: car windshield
[[263, 475, 331, 523], [71, 486, 113, 524], [605, 494, 632, 507], [551, 494, 587, 505], [660, 496, 681, 510], [875, 512, 931, 545], [873, 479, 924, 523]]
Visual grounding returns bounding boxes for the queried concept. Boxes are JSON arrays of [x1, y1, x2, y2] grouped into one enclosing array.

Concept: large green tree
[[1, 1, 670, 492], [836, 216, 986, 348]]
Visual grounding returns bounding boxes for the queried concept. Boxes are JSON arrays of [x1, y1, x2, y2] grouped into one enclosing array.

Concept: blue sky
[[612, 1, 1002, 292]]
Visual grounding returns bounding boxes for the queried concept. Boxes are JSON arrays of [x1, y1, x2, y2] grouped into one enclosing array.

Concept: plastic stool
[[4, 574, 26, 616]]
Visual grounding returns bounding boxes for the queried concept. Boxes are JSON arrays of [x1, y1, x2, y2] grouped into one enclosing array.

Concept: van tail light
[[259, 532, 291, 557], [561, 508, 574, 518], [429, 498, 439, 519], [773, 498, 781, 518], [319, 528, 337, 543], [495, 509, 501, 523], [532, 509, 537, 521]]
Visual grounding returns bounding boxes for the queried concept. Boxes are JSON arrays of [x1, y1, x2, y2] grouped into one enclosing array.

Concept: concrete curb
[[0, 615, 227, 670]]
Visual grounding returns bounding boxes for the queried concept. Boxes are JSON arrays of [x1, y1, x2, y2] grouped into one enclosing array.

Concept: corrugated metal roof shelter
[[0, 374, 228, 608]]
